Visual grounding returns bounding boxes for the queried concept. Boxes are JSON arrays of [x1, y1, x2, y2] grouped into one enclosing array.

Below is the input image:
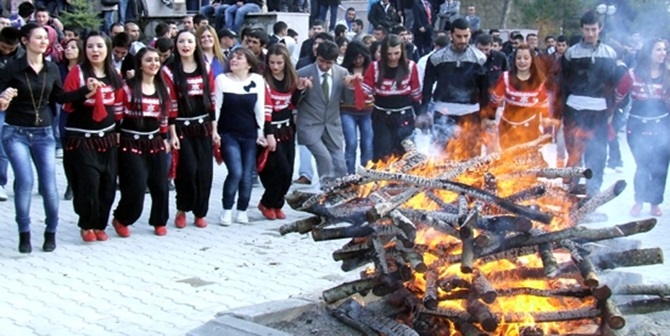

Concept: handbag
[[101, 0, 120, 7], [256, 146, 269, 172]]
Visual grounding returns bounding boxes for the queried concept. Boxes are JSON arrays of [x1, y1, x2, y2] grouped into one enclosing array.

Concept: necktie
[[322, 73, 329, 104], [424, 1, 432, 25], [224, 50, 230, 58]]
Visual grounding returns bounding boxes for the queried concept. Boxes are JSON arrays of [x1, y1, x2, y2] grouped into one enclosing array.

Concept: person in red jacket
[[362, 34, 421, 162], [483, 44, 558, 150]]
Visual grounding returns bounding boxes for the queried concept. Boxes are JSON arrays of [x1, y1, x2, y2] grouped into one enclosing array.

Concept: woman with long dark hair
[[257, 44, 309, 220], [62, 31, 125, 242], [616, 39, 669, 217], [0, 24, 94, 253], [484, 44, 556, 150], [112, 47, 176, 237], [362, 34, 421, 162], [340, 41, 373, 174], [164, 30, 219, 229], [58, 38, 82, 201], [216, 47, 265, 225]]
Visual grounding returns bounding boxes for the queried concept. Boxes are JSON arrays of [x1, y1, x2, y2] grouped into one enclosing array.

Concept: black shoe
[[19, 232, 31, 254], [43, 232, 56, 252], [64, 185, 73, 201]]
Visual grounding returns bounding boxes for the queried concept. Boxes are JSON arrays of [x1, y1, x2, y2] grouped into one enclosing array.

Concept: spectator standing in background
[[436, 0, 459, 32], [0, 26, 23, 202], [336, 7, 356, 32], [368, 0, 400, 32], [317, 0, 340, 32], [412, 0, 433, 56], [182, 15, 195, 32], [397, 0, 414, 32], [299, 20, 325, 59], [268, 21, 288, 47], [464, 6, 479, 31]]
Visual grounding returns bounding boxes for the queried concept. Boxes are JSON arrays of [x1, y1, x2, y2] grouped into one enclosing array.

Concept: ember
[[281, 136, 669, 336]]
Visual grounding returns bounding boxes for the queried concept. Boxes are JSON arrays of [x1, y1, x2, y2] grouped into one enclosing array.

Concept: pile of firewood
[[281, 136, 670, 336]]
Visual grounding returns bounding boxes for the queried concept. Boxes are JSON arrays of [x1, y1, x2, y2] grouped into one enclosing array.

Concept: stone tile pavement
[[0, 157, 357, 336]]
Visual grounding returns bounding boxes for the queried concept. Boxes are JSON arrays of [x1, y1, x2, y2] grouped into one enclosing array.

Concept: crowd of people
[[0, 0, 668, 255]]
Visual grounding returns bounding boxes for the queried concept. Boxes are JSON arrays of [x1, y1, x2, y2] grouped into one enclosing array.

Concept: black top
[[0, 56, 88, 127]]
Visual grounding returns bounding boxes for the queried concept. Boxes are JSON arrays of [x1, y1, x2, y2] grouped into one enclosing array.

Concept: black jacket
[[483, 50, 509, 88], [412, 0, 432, 31], [368, 1, 400, 30]]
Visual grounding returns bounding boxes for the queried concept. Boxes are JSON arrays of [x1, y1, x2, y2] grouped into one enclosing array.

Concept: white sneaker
[[236, 210, 249, 224], [55, 149, 63, 159], [0, 186, 7, 201], [219, 209, 232, 226]]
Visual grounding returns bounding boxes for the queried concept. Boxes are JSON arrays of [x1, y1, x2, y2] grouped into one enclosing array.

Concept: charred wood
[[454, 318, 488, 336], [279, 216, 324, 235], [614, 284, 670, 298], [338, 298, 420, 336], [505, 184, 547, 203], [422, 270, 438, 310], [599, 298, 625, 330], [503, 307, 600, 323], [322, 277, 383, 303], [312, 225, 375, 241], [327, 305, 378, 336], [570, 180, 627, 224], [461, 226, 475, 273], [466, 295, 499, 332], [472, 271, 497, 304], [593, 247, 664, 270], [539, 242, 560, 277], [438, 275, 470, 292]]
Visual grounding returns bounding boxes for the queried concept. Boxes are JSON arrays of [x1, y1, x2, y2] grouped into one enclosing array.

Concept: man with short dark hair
[[393, 25, 420, 62], [299, 20, 325, 59], [268, 21, 288, 47], [0, 15, 11, 30], [110, 22, 125, 37], [166, 20, 179, 38], [337, 7, 357, 31], [34, 6, 64, 39], [155, 37, 175, 65], [475, 33, 509, 89], [244, 28, 268, 69], [489, 29, 500, 39], [492, 36, 503, 51], [464, 6, 480, 30], [125, 21, 145, 55], [63, 25, 80, 41], [296, 40, 349, 184], [351, 19, 365, 40], [193, 13, 209, 29], [559, 11, 618, 196], [112, 32, 135, 78], [526, 32, 540, 55], [372, 25, 387, 42], [297, 31, 333, 69], [10, 1, 34, 29], [544, 35, 556, 54], [182, 15, 194, 31], [218, 28, 238, 58], [419, 18, 488, 159]]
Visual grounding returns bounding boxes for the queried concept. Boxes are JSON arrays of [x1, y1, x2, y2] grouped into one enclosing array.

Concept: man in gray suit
[[295, 40, 348, 184]]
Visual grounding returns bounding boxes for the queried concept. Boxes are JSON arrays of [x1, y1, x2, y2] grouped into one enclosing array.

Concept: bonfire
[[281, 135, 669, 336]]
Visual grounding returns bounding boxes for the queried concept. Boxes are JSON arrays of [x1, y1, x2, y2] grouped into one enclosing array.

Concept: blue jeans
[[298, 145, 314, 180], [201, 4, 230, 30], [340, 112, 373, 174], [119, 0, 128, 23], [1, 125, 58, 233], [318, 4, 338, 31], [0, 113, 9, 186], [225, 3, 261, 32], [103, 10, 115, 34], [221, 133, 257, 211]]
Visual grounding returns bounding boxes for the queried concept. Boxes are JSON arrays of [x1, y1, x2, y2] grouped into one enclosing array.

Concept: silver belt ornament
[[501, 114, 537, 128], [629, 113, 668, 124]]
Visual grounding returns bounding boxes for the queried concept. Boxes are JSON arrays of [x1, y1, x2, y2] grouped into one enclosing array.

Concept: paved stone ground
[[0, 154, 358, 336], [0, 135, 669, 336]]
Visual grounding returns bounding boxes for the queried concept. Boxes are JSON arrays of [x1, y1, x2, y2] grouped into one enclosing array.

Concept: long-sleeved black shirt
[[0, 56, 87, 127]]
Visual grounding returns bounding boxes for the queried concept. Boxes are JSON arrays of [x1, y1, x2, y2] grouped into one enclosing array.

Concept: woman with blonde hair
[[196, 25, 225, 78]]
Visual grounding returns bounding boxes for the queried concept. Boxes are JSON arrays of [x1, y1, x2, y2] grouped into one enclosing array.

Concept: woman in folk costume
[[257, 44, 311, 220], [616, 39, 670, 217], [111, 47, 177, 237], [62, 31, 125, 242], [483, 44, 558, 150], [163, 30, 219, 229]]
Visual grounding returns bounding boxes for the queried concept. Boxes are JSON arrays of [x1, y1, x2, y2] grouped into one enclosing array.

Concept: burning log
[[389, 139, 428, 172], [323, 277, 383, 304], [422, 270, 438, 310], [503, 307, 600, 323], [424, 190, 459, 213], [336, 298, 420, 336], [400, 209, 460, 238], [366, 187, 420, 222], [300, 174, 371, 210], [498, 167, 593, 180], [372, 237, 391, 274], [461, 226, 475, 273], [539, 242, 559, 277], [614, 284, 670, 298], [454, 318, 488, 336], [388, 210, 417, 245], [474, 231, 502, 249], [356, 166, 554, 224], [503, 218, 656, 250], [332, 240, 372, 261], [311, 225, 375, 241], [467, 296, 500, 332], [398, 246, 428, 273], [472, 271, 497, 304], [599, 298, 625, 330], [279, 216, 323, 235], [570, 180, 627, 224], [480, 216, 533, 233], [438, 275, 470, 292], [505, 184, 547, 203], [498, 286, 612, 300], [593, 247, 664, 270], [416, 306, 471, 321]]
